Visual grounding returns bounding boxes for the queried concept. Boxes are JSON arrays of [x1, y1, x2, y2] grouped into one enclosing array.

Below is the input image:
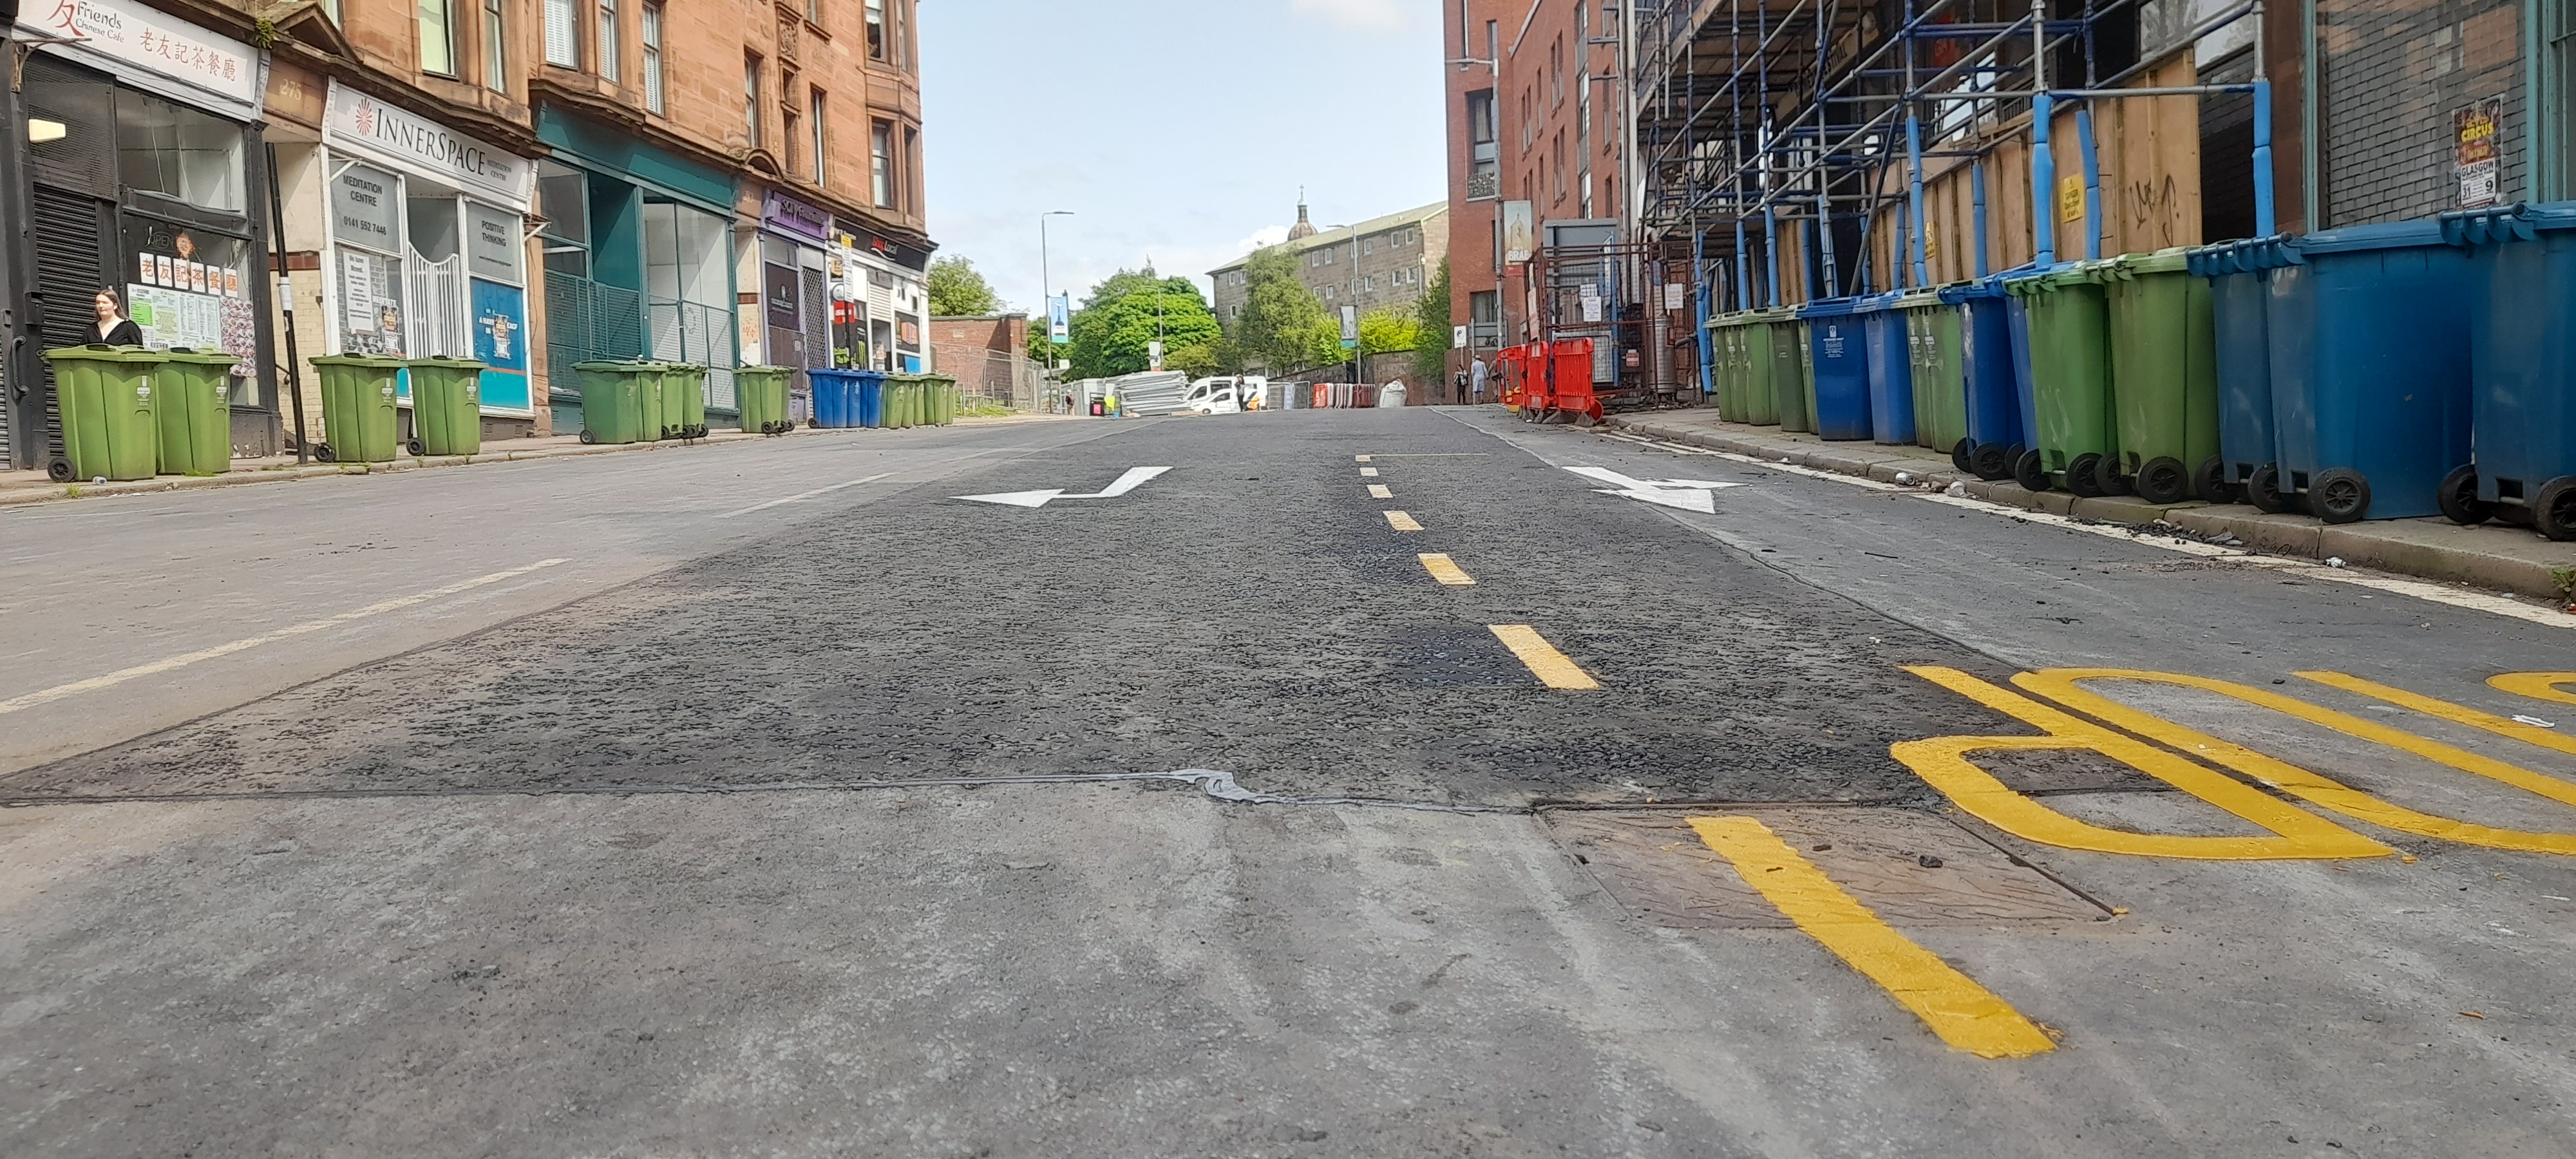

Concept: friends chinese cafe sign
[[29, 0, 262, 115]]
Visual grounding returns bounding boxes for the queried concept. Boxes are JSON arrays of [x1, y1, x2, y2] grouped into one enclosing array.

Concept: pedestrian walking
[[1470, 354, 1490, 405]]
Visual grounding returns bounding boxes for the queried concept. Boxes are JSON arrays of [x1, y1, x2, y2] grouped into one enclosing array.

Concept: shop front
[[754, 189, 833, 413], [320, 82, 538, 435], [17, 0, 280, 467], [833, 219, 932, 373], [533, 108, 737, 433]]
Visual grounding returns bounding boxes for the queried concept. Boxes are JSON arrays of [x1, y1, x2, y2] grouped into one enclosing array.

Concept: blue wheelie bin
[[1857, 292, 1917, 446], [2259, 219, 2475, 523], [809, 367, 859, 428], [1797, 297, 1874, 441], [2186, 236, 2289, 506], [1942, 277, 2027, 481], [2440, 202, 2576, 538], [851, 368, 888, 428]]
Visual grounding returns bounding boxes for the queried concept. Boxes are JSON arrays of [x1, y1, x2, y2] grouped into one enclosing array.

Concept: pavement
[[1612, 408, 2576, 603], [3, 404, 2572, 1156]]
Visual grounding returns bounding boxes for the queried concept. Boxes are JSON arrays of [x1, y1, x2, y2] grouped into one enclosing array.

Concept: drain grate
[[1545, 807, 2110, 930]]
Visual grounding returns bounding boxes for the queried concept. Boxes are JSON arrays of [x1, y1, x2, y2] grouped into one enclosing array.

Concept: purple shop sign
[[763, 191, 833, 241]]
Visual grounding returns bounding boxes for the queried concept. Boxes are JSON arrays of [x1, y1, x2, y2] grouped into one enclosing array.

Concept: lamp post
[[1039, 211, 1073, 382]]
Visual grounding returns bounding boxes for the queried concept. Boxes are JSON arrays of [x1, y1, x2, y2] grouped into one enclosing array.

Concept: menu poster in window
[[128, 284, 221, 351], [338, 249, 405, 355]]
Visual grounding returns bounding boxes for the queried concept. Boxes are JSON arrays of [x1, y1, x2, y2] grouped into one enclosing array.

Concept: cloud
[[1291, 0, 1405, 31], [1236, 224, 1291, 251]]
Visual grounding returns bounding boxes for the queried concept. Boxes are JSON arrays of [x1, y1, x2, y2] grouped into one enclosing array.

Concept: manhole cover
[[1544, 807, 2109, 929]]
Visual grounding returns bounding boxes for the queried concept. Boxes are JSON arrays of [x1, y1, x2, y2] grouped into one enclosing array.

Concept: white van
[[1183, 375, 1269, 415]]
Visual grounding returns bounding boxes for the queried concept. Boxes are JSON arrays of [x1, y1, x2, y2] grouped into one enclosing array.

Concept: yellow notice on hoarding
[[2058, 176, 2087, 224]]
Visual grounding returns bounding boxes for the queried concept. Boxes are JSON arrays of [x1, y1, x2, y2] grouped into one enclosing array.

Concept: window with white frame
[[811, 90, 829, 184], [642, 3, 664, 111], [597, 0, 619, 80], [483, 0, 507, 90], [419, 0, 458, 75], [544, 0, 579, 67], [870, 120, 893, 206]]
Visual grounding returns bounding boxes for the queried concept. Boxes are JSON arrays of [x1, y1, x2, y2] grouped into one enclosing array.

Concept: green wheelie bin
[[154, 348, 238, 476], [310, 353, 403, 464], [2003, 263, 2117, 495], [666, 364, 709, 438], [46, 345, 162, 482], [1769, 311, 1812, 432], [735, 365, 793, 434], [1736, 314, 1781, 424], [1897, 290, 1970, 469], [2098, 249, 2221, 504], [887, 375, 916, 429], [573, 360, 657, 445], [931, 374, 959, 424], [1704, 314, 1740, 419], [404, 357, 486, 456], [1794, 319, 1823, 435]]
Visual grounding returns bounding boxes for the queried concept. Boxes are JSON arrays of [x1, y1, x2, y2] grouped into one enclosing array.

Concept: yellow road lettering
[[1895, 668, 2390, 861], [2300, 671, 2576, 759], [2490, 672, 2576, 708], [1688, 816, 2058, 1059]]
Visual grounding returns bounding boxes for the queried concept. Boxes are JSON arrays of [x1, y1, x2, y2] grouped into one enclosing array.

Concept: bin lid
[[41, 343, 164, 362], [2000, 261, 2087, 296], [2108, 247, 2192, 278], [310, 353, 406, 366], [1933, 276, 2009, 305], [1795, 296, 1864, 319], [156, 347, 243, 365], [2439, 200, 2576, 247], [2288, 218, 2452, 259], [1891, 289, 1946, 310], [401, 357, 486, 370], [2184, 236, 2292, 278]]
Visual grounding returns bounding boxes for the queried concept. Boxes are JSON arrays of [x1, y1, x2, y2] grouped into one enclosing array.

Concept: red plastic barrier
[[1312, 382, 1330, 410]]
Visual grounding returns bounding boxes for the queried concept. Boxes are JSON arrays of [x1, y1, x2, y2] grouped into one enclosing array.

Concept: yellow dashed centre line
[[1486, 625, 1599, 690], [1368, 484, 1394, 499], [1384, 511, 1423, 531], [1418, 554, 1476, 586], [1360, 467, 1380, 476], [1687, 816, 2058, 1060]]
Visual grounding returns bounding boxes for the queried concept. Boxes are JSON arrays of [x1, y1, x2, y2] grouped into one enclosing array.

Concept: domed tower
[[1285, 192, 1318, 241]]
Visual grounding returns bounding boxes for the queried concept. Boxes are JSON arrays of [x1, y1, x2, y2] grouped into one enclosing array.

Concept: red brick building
[[1441, 0, 1622, 382]]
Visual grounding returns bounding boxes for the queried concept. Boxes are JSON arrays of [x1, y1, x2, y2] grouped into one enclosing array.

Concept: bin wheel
[[2246, 463, 2296, 514], [2095, 456, 2135, 497], [2012, 448, 2050, 494], [2066, 453, 2107, 498], [2312, 467, 2372, 524], [1950, 438, 1975, 475], [2138, 457, 2192, 505], [1971, 442, 2013, 481], [315, 443, 337, 464], [2193, 456, 2235, 504], [2437, 464, 2494, 526], [2534, 476, 2576, 542], [46, 458, 75, 483], [578, 430, 596, 446], [406, 438, 426, 457]]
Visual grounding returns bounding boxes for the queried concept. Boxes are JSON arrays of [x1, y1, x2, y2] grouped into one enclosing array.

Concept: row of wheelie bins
[[805, 369, 962, 429], [573, 359, 714, 444], [1708, 208, 2576, 536], [45, 346, 495, 480]]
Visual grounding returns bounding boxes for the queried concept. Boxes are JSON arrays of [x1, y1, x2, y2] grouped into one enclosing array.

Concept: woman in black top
[[93, 289, 143, 346]]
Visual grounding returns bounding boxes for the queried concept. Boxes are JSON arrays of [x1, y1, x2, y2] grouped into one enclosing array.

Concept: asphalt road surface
[[5, 408, 2571, 1157]]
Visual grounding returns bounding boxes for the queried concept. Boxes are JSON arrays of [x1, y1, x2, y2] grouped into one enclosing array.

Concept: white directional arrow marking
[[1563, 466, 1744, 514], [956, 466, 1173, 508]]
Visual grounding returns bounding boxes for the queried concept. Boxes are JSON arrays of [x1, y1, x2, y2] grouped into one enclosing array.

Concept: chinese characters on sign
[[31, 0, 261, 109]]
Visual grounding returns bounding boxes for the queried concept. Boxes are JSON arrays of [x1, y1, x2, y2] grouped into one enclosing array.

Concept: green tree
[[926, 256, 1003, 316], [1413, 258, 1452, 385], [1229, 245, 1338, 372], [1358, 307, 1419, 359], [1065, 268, 1223, 379]]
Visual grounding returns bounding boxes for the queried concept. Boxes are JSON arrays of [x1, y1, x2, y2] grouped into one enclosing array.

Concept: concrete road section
[[4, 407, 2571, 1156]]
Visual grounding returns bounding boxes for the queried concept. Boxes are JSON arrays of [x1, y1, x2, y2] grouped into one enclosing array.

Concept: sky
[[918, 0, 1448, 313]]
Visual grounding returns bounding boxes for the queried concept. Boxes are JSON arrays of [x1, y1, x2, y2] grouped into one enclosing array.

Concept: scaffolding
[[1630, 0, 2278, 314]]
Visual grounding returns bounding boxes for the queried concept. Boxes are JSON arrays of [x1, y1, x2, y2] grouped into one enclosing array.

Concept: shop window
[[331, 162, 408, 356], [642, 3, 665, 112], [484, 0, 509, 91], [536, 161, 591, 277], [871, 120, 893, 207], [406, 196, 472, 359], [866, 0, 886, 60], [746, 54, 765, 147], [419, 0, 458, 76], [117, 90, 244, 214], [545, 0, 580, 68], [598, 0, 620, 81]]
